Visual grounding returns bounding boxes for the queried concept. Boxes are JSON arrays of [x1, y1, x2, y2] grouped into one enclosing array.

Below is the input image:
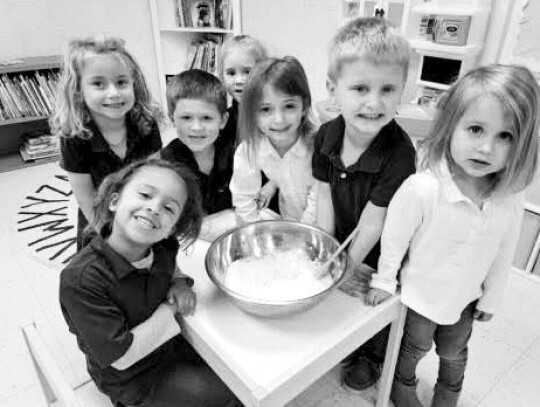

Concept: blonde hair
[[238, 56, 316, 161], [328, 17, 410, 82], [51, 36, 161, 139], [421, 64, 540, 196], [220, 34, 268, 75]]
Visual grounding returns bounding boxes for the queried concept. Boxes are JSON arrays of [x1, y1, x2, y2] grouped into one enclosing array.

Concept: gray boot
[[391, 379, 424, 407]]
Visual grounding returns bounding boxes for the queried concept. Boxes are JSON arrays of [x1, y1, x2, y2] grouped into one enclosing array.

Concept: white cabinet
[[148, 0, 242, 109]]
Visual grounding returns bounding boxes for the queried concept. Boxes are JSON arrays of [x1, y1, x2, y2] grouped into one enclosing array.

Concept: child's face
[[172, 99, 227, 153], [328, 59, 404, 139], [222, 48, 257, 102], [109, 166, 187, 248], [450, 96, 513, 181], [81, 53, 135, 124], [257, 84, 304, 151]]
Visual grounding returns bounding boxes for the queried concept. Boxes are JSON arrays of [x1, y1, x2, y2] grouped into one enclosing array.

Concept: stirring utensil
[[315, 222, 362, 279]]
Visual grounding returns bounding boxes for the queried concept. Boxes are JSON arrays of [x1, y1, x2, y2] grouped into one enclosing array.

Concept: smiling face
[[450, 96, 514, 182], [172, 98, 227, 153], [222, 47, 258, 102], [109, 166, 187, 255], [80, 53, 135, 126], [257, 84, 304, 154], [328, 58, 404, 141]]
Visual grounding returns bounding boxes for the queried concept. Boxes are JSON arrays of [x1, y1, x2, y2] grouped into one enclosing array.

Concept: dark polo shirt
[[312, 115, 416, 269], [221, 100, 239, 145], [59, 234, 179, 405], [161, 134, 235, 215], [60, 117, 162, 250]]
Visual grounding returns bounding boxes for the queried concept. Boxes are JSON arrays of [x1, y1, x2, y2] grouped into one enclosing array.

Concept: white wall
[[241, 0, 339, 104], [0, 0, 161, 102]]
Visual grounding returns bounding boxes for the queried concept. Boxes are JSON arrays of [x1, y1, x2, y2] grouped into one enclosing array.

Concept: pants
[[393, 302, 476, 407]]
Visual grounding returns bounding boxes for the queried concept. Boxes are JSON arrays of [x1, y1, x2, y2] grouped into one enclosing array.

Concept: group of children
[[55, 16, 540, 407]]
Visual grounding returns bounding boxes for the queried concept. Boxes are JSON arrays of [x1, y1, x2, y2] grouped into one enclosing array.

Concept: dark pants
[[393, 302, 475, 407]]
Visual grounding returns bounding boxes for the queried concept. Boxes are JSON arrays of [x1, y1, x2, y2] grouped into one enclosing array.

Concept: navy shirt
[[60, 117, 162, 249], [161, 135, 234, 215], [59, 234, 179, 405], [312, 115, 416, 269]]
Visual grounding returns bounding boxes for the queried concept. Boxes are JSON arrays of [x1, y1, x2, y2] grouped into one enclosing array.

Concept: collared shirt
[[59, 234, 179, 403], [312, 115, 416, 269], [230, 136, 317, 223], [60, 117, 162, 188], [372, 163, 524, 324], [221, 100, 239, 146], [161, 134, 234, 215]]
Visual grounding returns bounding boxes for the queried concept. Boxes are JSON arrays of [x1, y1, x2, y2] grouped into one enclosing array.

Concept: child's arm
[[167, 265, 196, 316], [67, 172, 96, 225], [476, 198, 524, 318], [257, 180, 277, 209], [347, 202, 387, 272], [368, 177, 423, 303], [111, 302, 180, 370], [229, 142, 262, 224], [316, 182, 335, 234]]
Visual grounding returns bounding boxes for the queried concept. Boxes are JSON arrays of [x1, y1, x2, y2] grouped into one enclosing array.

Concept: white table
[[178, 240, 406, 407]]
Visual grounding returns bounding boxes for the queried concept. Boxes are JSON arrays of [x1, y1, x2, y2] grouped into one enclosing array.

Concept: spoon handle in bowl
[[318, 222, 362, 276]]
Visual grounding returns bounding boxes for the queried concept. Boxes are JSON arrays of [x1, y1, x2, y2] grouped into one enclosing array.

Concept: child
[[312, 17, 416, 389], [60, 158, 240, 407], [229, 56, 318, 224], [161, 69, 233, 215], [51, 36, 163, 250], [220, 34, 279, 210], [220, 34, 268, 145], [367, 64, 540, 407]]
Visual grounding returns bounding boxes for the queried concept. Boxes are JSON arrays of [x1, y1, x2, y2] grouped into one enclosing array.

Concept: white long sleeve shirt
[[229, 137, 317, 224], [371, 164, 524, 324]]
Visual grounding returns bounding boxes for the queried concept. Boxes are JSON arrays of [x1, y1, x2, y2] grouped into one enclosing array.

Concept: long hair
[[92, 158, 202, 249], [238, 56, 317, 161], [50, 35, 162, 139], [421, 64, 540, 196]]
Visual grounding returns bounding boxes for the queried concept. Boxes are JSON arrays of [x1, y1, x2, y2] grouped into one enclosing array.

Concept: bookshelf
[[149, 0, 242, 110], [0, 55, 61, 170]]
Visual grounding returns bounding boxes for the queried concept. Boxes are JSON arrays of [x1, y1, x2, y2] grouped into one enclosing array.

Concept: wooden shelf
[[0, 151, 59, 173], [410, 39, 482, 58], [0, 116, 50, 126], [0, 55, 61, 75]]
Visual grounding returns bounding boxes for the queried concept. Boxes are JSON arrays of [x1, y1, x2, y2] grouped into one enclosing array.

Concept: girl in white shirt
[[366, 65, 540, 407], [229, 56, 318, 224]]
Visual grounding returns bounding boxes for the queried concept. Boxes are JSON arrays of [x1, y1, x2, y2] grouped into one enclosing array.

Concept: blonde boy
[[312, 17, 416, 390]]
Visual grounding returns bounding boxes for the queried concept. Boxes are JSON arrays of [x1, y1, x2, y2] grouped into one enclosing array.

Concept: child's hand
[[257, 181, 277, 209], [167, 279, 196, 316], [473, 309, 493, 322], [365, 288, 392, 306]]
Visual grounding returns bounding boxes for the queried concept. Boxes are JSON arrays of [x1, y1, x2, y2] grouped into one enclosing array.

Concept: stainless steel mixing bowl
[[205, 220, 348, 318]]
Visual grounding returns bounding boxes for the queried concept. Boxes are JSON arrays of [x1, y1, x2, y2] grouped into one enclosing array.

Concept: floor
[[2, 162, 540, 407]]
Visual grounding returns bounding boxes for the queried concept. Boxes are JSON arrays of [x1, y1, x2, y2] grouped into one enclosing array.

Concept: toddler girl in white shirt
[[229, 56, 318, 224], [365, 65, 540, 407]]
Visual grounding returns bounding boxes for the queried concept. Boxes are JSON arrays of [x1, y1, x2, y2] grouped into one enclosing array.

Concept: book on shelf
[[185, 38, 222, 75], [19, 133, 60, 162], [215, 0, 231, 29]]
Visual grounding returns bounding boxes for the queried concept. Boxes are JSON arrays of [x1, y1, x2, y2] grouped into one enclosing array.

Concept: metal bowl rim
[[204, 220, 348, 305]]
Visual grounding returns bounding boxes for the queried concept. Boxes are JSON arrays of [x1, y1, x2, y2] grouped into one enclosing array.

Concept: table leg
[[376, 304, 407, 407]]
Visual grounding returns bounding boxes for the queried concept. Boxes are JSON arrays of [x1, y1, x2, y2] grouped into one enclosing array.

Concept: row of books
[[0, 69, 59, 121], [176, 0, 232, 30], [186, 39, 222, 75]]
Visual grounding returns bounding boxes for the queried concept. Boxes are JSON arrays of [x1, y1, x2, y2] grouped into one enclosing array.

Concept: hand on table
[[365, 288, 392, 306], [167, 278, 196, 316]]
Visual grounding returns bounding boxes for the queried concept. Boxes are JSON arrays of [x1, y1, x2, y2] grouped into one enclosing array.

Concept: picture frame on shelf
[[189, 0, 216, 28]]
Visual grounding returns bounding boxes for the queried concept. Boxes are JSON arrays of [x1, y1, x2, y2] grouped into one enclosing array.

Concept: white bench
[[22, 323, 113, 407]]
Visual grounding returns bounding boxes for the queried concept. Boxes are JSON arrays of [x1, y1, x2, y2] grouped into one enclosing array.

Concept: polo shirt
[[372, 164, 524, 324], [221, 100, 239, 145], [312, 115, 416, 269], [59, 234, 179, 405], [161, 134, 235, 215]]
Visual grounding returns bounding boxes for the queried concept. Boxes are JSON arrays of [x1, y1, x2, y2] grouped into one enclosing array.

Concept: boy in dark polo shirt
[[161, 69, 234, 215], [313, 17, 416, 391]]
